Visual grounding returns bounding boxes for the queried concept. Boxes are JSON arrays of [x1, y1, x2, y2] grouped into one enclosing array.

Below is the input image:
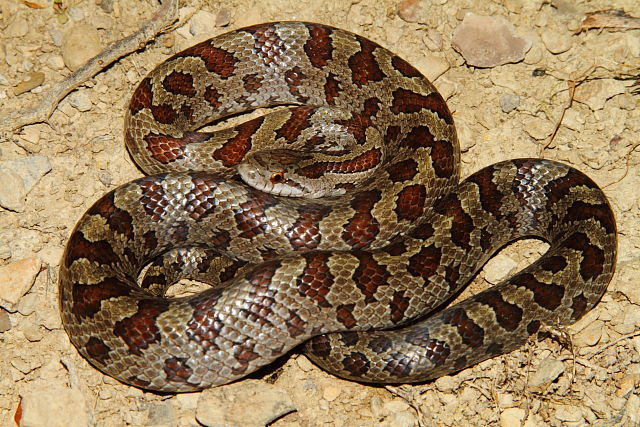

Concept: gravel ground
[[1, 0, 639, 426]]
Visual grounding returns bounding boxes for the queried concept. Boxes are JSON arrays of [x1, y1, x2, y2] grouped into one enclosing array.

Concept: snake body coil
[[59, 22, 617, 392]]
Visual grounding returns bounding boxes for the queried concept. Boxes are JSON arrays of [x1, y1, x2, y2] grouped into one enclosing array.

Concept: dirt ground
[[1, 0, 639, 426]]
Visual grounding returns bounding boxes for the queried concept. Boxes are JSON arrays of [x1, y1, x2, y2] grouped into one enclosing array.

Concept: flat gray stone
[[453, 13, 532, 68], [196, 380, 296, 427], [0, 156, 51, 212]]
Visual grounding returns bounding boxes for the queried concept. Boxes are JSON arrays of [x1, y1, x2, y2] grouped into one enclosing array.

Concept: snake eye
[[270, 172, 285, 184]]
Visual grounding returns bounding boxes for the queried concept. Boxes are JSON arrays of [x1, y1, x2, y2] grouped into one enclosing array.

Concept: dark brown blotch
[[387, 159, 419, 183], [389, 290, 411, 324], [173, 42, 237, 78], [391, 55, 423, 78], [391, 88, 453, 125], [244, 23, 287, 66], [570, 293, 589, 321], [342, 351, 370, 376], [286, 204, 331, 251], [297, 252, 335, 308], [441, 307, 484, 349], [185, 175, 219, 220], [84, 336, 112, 365], [336, 97, 380, 145], [129, 77, 153, 115], [242, 73, 264, 93], [474, 290, 523, 331], [275, 107, 315, 143], [304, 23, 334, 68], [284, 65, 308, 101], [433, 193, 474, 251], [186, 288, 225, 352], [162, 71, 195, 96], [144, 132, 211, 165], [516, 272, 564, 311], [306, 335, 332, 358], [204, 85, 222, 109], [297, 148, 382, 179], [164, 356, 197, 385], [348, 37, 385, 87], [394, 184, 427, 222], [563, 232, 605, 282], [113, 299, 169, 356], [150, 104, 177, 125], [285, 309, 307, 338], [341, 190, 381, 249], [336, 303, 357, 328], [234, 187, 277, 239], [213, 116, 265, 166], [324, 73, 342, 104], [397, 125, 455, 178], [65, 231, 120, 268], [232, 342, 260, 375], [352, 252, 389, 303], [367, 335, 392, 353], [539, 255, 568, 274], [467, 167, 504, 220], [407, 244, 441, 281]]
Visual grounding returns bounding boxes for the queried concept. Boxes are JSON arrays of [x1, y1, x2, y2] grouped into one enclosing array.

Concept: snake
[[58, 22, 617, 392]]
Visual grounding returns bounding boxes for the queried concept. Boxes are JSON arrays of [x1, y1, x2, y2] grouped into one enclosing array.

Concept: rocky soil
[[1, 0, 639, 426]]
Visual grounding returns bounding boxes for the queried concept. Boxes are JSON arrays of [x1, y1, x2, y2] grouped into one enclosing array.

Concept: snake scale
[[59, 22, 617, 392]]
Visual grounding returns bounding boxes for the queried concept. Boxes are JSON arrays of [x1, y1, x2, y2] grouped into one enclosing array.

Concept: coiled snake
[[59, 22, 617, 392]]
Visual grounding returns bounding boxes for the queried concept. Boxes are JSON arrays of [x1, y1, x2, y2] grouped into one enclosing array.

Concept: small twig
[[603, 141, 640, 188], [586, 330, 640, 358], [0, 0, 179, 132], [537, 65, 595, 156], [383, 385, 430, 426]]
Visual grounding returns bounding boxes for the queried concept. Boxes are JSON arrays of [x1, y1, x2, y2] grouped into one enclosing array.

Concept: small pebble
[[398, 0, 425, 23], [61, 24, 102, 71], [196, 380, 296, 426], [541, 30, 572, 54], [0, 258, 42, 311], [22, 323, 44, 342], [624, 394, 640, 425], [0, 246, 11, 260], [7, 16, 29, 37], [216, 8, 232, 27], [500, 408, 525, 427], [48, 28, 64, 46], [68, 90, 93, 112], [554, 404, 584, 423], [190, 10, 216, 36], [47, 55, 66, 70], [383, 411, 418, 426], [528, 357, 565, 393], [574, 79, 628, 111], [574, 320, 604, 347], [452, 13, 532, 68], [13, 72, 45, 96], [0, 309, 11, 332], [99, 0, 115, 13], [500, 93, 520, 113], [146, 403, 177, 426], [523, 117, 552, 140], [296, 355, 314, 372], [0, 156, 52, 212], [483, 253, 518, 284], [323, 385, 341, 402], [21, 386, 90, 427], [414, 55, 449, 82], [67, 6, 85, 21]]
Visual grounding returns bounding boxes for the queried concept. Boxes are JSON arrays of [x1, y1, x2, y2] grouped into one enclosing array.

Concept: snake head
[[238, 150, 344, 198]]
